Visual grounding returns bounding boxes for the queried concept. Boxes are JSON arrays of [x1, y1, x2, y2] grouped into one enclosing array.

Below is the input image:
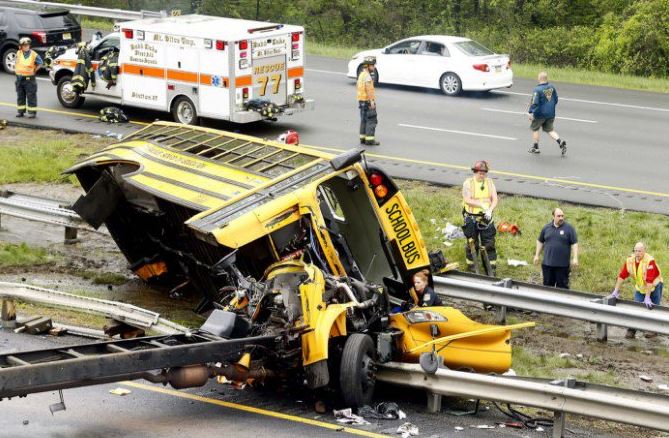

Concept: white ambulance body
[[49, 14, 314, 124]]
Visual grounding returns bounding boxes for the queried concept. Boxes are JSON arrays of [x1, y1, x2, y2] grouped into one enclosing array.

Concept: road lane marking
[[0, 101, 150, 126], [305, 68, 347, 76], [2, 99, 666, 200], [481, 107, 598, 123], [492, 90, 669, 113], [399, 123, 517, 140], [122, 381, 388, 438]]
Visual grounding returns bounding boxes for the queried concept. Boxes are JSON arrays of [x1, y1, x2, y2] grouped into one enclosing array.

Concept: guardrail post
[[1, 299, 17, 329], [553, 410, 565, 438], [492, 278, 512, 324], [426, 390, 442, 413], [64, 226, 78, 245], [595, 297, 616, 342]]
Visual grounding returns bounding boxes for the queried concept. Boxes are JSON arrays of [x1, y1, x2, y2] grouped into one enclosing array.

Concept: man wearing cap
[[357, 56, 379, 146], [462, 160, 498, 275], [15, 37, 42, 118]]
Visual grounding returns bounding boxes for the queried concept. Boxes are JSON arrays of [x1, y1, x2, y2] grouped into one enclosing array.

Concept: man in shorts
[[527, 72, 567, 156]]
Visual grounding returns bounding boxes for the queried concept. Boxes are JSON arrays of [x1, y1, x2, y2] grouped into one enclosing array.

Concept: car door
[[89, 35, 121, 97], [413, 41, 450, 88], [376, 39, 421, 85]]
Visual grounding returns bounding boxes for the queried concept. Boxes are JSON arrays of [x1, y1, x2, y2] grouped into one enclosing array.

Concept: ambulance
[[49, 14, 314, 124]]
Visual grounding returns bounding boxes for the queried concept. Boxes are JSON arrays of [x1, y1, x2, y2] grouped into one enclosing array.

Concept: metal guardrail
[[0, 190, 105, 244], [0, 282, 187, 335], [2, 0, 166, 20], [435, 271, 669, 337], [378, 362, 669, 435]]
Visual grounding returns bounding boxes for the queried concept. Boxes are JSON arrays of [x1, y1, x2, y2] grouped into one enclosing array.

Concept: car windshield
[[454, 40, 494, 56]]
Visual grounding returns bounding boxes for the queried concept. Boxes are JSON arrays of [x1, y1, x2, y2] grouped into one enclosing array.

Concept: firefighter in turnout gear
[[15, 37, 42, 118], [357, 56, 379, 146], [71, 42, 95, 93], [462, 160, 499, 275]]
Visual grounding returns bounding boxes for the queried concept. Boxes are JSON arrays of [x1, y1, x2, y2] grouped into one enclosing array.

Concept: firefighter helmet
[[19, 37, 31, 46], [362, 56, 376, 66], [471, 160, 489, 173]]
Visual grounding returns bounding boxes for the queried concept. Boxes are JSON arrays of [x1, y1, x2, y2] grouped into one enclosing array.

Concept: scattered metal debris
[[109, 388, 132, 396], [333, 408, 370, 425], [396, 422, 419, 437]]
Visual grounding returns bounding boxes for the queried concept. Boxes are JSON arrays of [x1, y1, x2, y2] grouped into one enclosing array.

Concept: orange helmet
[[471, 160, 489, 173]]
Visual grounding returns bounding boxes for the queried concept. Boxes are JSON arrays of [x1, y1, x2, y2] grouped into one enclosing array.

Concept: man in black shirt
[[533, 208, 579, 289]]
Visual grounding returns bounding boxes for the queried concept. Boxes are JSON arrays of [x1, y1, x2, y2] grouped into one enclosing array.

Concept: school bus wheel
[[339, 333, 377, 407], [171, 96, 199, 125]]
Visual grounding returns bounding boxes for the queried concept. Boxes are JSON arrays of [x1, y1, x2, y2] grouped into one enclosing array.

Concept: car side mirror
[[383, 48, 389, 54]]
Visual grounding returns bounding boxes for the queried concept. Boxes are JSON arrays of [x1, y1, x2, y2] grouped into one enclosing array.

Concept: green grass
[[0, 243, 51, 267], [0, 128, 113, 184], [78, 271, 129, 286], [400, 180, 669, 300], [511, 346, 619, 385], [80, 17, 115, 32], [305, 42, 669, 94]]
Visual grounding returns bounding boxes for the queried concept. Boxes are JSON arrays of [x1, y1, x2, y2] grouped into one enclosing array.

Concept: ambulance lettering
[[385, 202, 420, 265]]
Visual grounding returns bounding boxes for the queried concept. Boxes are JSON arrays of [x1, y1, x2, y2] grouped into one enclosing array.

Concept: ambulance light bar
[[122, 28, 133, 39], [248, 24, 283, 33]]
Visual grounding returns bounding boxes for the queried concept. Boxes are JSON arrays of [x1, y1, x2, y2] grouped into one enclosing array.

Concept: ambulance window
[[318, 186, 345, 222]]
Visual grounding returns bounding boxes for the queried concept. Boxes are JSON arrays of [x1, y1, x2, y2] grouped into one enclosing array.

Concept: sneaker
[[625, 328, 636, 339], [528, 146, 540, 154], [16, 112, 24, 118], [560, 140, 567, 156]]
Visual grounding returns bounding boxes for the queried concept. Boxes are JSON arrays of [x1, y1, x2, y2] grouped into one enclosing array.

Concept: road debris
[[639, 374, 653, 383], [333, 408, 370, 425], [314, 400, 327, 414], [396, 422, 419, 437], [13, 316, 53, 335], [470, 424, 496, 429], [358, 402, 406, 420], [454, 426, 464, 431], [109, 388, 132, 396], [441, 223, 465, 240], [658, 384, 668, 391], [507, 259, 528, 267], [559, 353, 571, 358], [502, 369, 516, 376]]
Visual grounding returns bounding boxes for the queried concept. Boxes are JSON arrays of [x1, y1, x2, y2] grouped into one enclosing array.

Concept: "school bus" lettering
[[385, 201, 420, 265]]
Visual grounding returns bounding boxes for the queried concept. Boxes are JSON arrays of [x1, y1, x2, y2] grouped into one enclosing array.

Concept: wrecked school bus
[[59, 121, 531, 406]]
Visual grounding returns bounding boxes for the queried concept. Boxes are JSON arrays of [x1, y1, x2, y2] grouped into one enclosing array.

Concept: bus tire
[[339, 333, 376, 407]]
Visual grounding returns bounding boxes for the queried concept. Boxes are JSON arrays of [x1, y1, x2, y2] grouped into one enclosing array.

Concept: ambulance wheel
[[172, 96, 199, 125], [340, 333, 377, 407], [440, 72, 462, 96], [57, 75, 85, 108]]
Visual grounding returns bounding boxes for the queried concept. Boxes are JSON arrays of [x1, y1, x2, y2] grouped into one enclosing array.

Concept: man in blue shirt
[[533, 208, 579, 289], [527, 72, 566, 156]]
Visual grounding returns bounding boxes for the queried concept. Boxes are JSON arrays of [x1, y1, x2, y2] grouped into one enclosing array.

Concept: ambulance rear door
[[119, 27, 167, 110], [248, 32, 290, 106]]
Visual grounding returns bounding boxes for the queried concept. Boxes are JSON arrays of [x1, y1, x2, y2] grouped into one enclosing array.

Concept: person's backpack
[[99, 107, 128, 123]]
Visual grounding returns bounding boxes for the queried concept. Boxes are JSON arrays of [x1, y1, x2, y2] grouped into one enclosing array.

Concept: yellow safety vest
[[15, 50, 38, 76], [356, 70, 375, 102], [626, 253, 663, 292], [462, 177, 493, 215]]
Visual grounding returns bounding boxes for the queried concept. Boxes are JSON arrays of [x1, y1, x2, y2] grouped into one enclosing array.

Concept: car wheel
[[440, 72, 462, 96], [2, 47, 17, 74], [57, 75, 85, 108], [171, 96, 198, 125], [339, 333, 376, 407], [172, 96, 199, 125]]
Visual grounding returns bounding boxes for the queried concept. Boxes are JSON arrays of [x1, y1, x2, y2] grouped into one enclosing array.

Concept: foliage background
[[66, 0, 669, 78]]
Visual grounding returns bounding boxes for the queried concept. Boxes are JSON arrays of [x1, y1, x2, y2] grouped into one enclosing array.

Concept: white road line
[[305, 68, 347, 76], [398, 123, 517, 140], [481, 107, 598, 123], [492, 90, 669, 113]]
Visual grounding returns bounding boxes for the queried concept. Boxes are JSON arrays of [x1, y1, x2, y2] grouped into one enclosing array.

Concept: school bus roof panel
[[121, 14, 304, 40]]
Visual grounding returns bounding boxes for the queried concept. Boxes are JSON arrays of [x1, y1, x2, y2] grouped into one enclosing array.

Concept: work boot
[[16, 112, 24, 118], [27, 113, 36, 119], [625, 328, 636, 339], [644, 332, 658, 339], [528, 145, 540, 154], [365, 139, 380, 146], [560, 140, 567, 156]]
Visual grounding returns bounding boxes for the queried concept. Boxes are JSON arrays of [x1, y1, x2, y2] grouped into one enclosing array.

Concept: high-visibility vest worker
[[357, 69, 375, 102], [15, 49, 39, 76], [625, 253, 663, 293], [462, 176, 495, 215]]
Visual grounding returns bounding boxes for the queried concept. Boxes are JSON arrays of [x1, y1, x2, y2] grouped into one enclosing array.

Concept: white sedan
[[347, 35, 512, 96]]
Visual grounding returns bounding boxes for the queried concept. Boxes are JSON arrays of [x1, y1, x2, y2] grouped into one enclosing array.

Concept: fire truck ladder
[[0, 332, 276, 400]]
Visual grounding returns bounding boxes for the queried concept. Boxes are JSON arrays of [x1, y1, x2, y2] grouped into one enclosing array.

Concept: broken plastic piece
[[109, 388, 132, 396], [639, 374, 653, 382], [507, 259, 528, 267], [396, 422, 419, 437]]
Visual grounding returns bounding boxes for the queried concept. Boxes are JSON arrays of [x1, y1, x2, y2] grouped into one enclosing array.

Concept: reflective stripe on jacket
[[356, 70, 375, 101], [626, 253, 663, 292], [462, 177, 493, 215], [15, 50, 38, 76]]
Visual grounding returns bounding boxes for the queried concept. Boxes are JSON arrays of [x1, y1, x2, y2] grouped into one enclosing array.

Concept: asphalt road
[[1, 52, 669, 214], [1, 329, 620, 438]]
